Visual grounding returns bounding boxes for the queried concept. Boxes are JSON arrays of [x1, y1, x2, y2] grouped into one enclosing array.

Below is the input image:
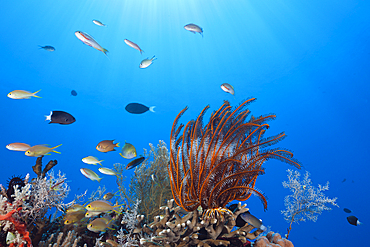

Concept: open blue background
[[1, 0, 369, 246]]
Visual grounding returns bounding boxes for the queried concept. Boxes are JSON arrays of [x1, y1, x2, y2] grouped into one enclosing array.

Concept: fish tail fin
[[45, 111, 52, 121], [152, 55, 157, 61], [116, 142, 120, 148], [32, 89, 42, 98], [97, 177, 103, 183], [140, 49, 144, 54], [52, 144, 63, 152], [149, 106, 156, 113], [102, 48, 109, 56]]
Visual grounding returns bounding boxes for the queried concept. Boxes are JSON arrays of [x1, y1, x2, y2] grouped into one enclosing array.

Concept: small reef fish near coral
[[45, 110, 76, 125], [119, 142, 137, 159], [96, 140, 120, 152], [7, 89, 41, 99], [82, 156, 103, 165], [6, 143, 31, 151], [25, 144, 62, 157]]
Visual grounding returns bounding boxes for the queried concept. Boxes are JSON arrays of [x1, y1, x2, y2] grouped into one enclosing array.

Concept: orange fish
[[96, 140, 119, 152]]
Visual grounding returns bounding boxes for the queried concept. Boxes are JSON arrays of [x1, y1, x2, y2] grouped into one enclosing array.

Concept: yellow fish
[[87, 217, 113, 233], [85, 200, 122, 213], [82, 156, 103, 165], [85, 211, 103, 218], [119, 142, 137, 159], [25, 144, 62, 157], [64, 211, 85, 225], [7, 90, 41, 99], [66, 204, 86, 213], [98, 167, 117, 176]]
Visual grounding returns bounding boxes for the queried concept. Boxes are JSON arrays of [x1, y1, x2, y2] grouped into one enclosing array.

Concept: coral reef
[[254, 232, 294, 247], [281, 169, 338, 238], [138, 200, 263, 247], [1, 99, 302, 247]]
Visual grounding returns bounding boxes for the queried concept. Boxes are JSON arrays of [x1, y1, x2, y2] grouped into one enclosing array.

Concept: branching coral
[[281, 169, 338, 238], [39, 231, 85, 247], [168, 99, 301, 220], [128, 141, 173, 222], [25, 170, 70, 219]]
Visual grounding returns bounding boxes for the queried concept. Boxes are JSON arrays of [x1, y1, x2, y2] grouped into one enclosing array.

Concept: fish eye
[[65, 220, 69, 224], [87, 205, 91, 208]]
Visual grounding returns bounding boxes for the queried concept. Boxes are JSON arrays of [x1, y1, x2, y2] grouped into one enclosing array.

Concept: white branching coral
[[25, 170, 70, 219], [121, 199, 141, 232], [281, 169, 338, 238], [117, 199, 141, 246]]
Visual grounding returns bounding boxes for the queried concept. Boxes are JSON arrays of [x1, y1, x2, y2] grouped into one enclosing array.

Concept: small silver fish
[[75, 31, 108, 56], [80, 168, 102, 182], [98, 167, 117, 176], [93, 20, 106, 26], [124, 39, 143, 54], [140, 56, 156, 69], [184, 23, 203, 37], [221, 83, 234, 95]]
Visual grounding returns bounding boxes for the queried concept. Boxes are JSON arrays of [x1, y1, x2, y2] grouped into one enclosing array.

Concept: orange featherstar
[[168, 98, 301, 213]]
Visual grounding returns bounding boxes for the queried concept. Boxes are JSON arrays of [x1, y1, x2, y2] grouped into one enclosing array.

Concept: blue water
[[1, 0, 369, 246]]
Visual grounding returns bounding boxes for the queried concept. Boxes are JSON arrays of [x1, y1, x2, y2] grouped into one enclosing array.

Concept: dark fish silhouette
[[347, 216, 361, 226], [39, 45, 55, 51], [45, 111, 76, 125], [342, 178, 346, 183], [125, 103, 155, 114], [126, 157, 145, 170], [71, 90, 77, 96], [343, 208, 352, 213], [240, 211, 266, 231]]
